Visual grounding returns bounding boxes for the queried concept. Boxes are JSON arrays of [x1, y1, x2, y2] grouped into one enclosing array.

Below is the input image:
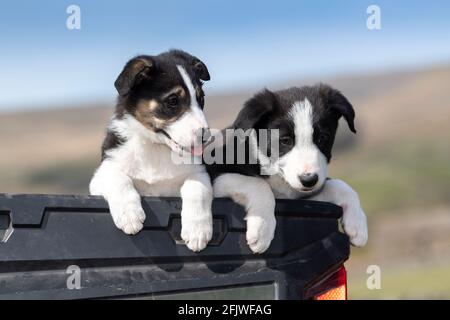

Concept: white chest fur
[[104, 116, 205, 196]]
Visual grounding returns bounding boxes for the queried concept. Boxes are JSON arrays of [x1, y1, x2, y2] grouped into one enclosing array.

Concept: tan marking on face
[[135, 99, 164, 130], [133, 85, 192, 131], [162, 86, 186, 99], [135, 96, 183, 131]]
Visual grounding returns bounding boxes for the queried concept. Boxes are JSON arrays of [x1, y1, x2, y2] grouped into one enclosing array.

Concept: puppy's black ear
[[232, 89, 278, 130], [192, 58, 210, 81], [170, 50, 211, 81], [319, 84, 356, 133], [114, 56, 154, 96]]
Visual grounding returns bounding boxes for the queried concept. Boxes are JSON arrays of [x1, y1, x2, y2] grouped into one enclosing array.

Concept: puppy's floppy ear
[[114, 56, 154, 96], [170, 50, 211, 81], [319, 84, 356, 133], [232, 89, 278, 130], [192, 58, 210, 81]]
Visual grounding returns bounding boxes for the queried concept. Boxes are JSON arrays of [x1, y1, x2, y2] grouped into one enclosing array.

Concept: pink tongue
[[190, 145, 204, 156]]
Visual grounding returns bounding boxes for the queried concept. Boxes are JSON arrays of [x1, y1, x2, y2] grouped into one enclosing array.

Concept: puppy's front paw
[[110, 201, 146, 235], [181, 217, 213, 252], [342, 205, 368, 247], [246, 216, 276, 254]]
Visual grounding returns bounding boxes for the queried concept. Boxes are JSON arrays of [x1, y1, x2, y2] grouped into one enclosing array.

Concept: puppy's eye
[[280, 136, 294, 146], [166, 94, 179, 108]]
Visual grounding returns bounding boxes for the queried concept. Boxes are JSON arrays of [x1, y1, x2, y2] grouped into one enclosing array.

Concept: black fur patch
[[101, 130, 125, 161]]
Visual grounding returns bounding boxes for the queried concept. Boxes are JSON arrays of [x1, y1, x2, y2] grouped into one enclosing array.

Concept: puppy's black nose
[[299, 173, 318, 188]]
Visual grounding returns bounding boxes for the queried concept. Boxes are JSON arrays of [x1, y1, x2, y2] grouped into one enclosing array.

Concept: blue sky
[[0, 0, 449, 110]]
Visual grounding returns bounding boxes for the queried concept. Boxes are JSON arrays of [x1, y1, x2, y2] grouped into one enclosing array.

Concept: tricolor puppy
[[208, 84, 368, 253], [90, 50, 213, 252]]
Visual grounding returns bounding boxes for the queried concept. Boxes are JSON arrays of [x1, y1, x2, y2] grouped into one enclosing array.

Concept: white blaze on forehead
[[289, 98, 314, 145], [176, 64, 207, 126], [177, 65, 197, 103]]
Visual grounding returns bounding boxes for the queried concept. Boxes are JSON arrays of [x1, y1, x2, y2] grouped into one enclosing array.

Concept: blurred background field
[[1, 0, 450, 299]]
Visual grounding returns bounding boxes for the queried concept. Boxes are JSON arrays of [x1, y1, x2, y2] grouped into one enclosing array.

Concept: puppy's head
[[115, 50, 211, 155], [233, 84, 356, 195]]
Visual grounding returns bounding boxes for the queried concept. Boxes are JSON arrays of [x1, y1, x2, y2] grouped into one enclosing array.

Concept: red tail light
[[305, 265, 347, 300]]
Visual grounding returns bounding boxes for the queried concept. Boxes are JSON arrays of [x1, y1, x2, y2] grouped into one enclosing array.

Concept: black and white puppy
[[90, 50, 213, 252], [208, 84, 368, 253]]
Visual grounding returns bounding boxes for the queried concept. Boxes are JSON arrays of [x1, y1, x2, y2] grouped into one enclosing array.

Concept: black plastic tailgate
[[0, 194, 349, 299]]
